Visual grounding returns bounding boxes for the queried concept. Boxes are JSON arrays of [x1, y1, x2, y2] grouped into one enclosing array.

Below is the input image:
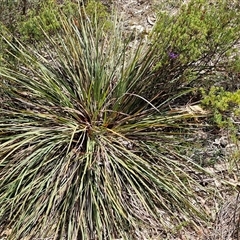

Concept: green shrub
[[201, 86, 240, 127], [154, 0, 240, 62], [11, 0, 111, 42], [0, 6, 214, 240], [151, 0, 240, 92], [17, 0, 61, 42]]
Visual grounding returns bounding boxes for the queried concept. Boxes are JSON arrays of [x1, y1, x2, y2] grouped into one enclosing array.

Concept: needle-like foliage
[[0, 6, 214, 240]]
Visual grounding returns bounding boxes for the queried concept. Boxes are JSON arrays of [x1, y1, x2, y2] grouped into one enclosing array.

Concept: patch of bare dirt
[[103, 0, 157, 35]]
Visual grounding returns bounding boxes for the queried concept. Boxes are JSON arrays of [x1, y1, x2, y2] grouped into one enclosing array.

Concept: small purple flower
[[168, 51, 179, 59]]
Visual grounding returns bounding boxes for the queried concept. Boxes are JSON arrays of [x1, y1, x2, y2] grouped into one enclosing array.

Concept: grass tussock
[[0, 5, 223, 240]]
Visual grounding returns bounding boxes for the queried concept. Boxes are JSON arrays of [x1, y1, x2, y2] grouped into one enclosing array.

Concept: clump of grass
[[0, 6, 216, 240]]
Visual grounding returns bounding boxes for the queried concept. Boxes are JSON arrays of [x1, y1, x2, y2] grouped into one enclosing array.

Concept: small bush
[[17, 0, 61, 42], [151, 0, 240, 93], [201, 86, 240, 127]]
